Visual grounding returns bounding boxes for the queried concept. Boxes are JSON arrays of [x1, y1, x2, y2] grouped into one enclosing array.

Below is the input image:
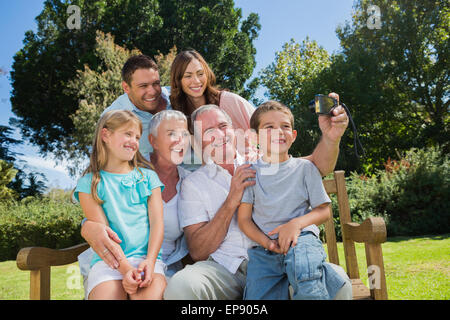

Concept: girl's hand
[[122, 268, 142, 295], [137, 259, 154, 288], [268, 220, 301, 254]]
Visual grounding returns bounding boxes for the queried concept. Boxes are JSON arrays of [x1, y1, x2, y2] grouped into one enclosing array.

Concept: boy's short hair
[[250, 100, 294, 131], [122, 55, 159, 85]]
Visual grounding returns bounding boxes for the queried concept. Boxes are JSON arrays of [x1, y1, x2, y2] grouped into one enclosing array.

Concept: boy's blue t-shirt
[[241, 157, 331, 239], [74, 167, 164, 267]]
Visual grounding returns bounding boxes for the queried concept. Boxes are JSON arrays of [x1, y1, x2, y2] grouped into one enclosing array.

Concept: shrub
[[335, 146, 450, 238], [0, 193, 84, 261]]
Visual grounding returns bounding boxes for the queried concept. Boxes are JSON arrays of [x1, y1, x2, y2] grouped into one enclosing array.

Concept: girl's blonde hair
[[79, 110, 153, 204]]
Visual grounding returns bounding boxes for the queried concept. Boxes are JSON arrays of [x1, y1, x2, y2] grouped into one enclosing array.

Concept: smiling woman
[[169, 49, 255, 134], [180, 58, 207, 105]]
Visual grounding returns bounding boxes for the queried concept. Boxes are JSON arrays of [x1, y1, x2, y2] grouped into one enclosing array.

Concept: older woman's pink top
[[219, 91, 255, 131]]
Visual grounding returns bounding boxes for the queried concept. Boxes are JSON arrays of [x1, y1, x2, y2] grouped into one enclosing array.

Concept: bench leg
[[365, 243, 388, 300], [30, 267, 50, 300]]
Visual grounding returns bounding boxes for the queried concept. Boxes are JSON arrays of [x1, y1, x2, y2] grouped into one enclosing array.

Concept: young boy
[[237, 100, 347, 300]]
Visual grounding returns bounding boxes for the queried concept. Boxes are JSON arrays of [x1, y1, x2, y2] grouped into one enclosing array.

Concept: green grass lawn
[[1, 234, 448, 300], [331, 234, 449, 300]]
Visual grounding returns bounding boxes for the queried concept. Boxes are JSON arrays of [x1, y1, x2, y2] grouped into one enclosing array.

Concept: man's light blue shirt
[[101, 86, 172, 158]]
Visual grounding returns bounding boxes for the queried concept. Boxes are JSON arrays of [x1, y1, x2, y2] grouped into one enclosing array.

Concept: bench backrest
[[323, 171, 360, 279]]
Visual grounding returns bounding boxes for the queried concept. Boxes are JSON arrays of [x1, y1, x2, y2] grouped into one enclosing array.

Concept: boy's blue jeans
[[244, 232, 346, 300]]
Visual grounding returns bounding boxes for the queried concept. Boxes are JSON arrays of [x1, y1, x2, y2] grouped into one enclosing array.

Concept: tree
[[63, 31, 177, 176], [255, 0, 449, 174], [11, 0, 162, 155], [11, 0, 260, 157], [0, 125, 22, 162], [0, 160, 18, 201], [331, 0, 449, 171], [0, 125, 47, 198], [151, 0, 260, 95], [19, 172, 47, 199], [154, 45, 178, 87], [256, 38, 332, 158]]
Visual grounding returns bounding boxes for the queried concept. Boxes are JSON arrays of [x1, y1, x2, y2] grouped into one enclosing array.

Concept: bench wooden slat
[[351, 279, 371, 300], [334, 171, 360, 280], [324, 211, 340, 265]]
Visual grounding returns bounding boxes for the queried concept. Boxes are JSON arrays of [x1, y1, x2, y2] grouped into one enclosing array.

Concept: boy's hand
[[268, 220, 301, 254], [137, 259, 154, 288], [265, 238, 283, 254], [122, 268, 142, 295]]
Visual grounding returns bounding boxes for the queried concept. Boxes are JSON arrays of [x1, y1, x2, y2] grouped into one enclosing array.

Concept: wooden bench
[[16, 170, 388, 300]]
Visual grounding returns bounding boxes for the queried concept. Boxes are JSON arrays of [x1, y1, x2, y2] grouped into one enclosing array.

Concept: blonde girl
[[74, 110, 166, 300]]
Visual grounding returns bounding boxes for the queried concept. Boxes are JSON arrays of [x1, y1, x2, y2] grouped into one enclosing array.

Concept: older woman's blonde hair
[[80, 110, 153, 204]]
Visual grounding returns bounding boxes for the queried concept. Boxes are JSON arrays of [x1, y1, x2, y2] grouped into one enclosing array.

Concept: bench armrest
[[343, 217, 386, 244], [17, 243, 90, 270], [343, 217, 388, 299]]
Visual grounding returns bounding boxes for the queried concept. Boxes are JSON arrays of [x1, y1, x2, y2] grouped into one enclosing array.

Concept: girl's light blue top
[[74, 167, 164, 267]]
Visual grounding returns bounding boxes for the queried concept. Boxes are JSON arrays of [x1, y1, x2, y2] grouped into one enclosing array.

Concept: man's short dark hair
[[121, 55, 158, 85]]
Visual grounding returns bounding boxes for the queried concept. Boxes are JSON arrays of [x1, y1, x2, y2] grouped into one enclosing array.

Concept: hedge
[[327, 146, 450, 240], [0, 194, 84, 261]]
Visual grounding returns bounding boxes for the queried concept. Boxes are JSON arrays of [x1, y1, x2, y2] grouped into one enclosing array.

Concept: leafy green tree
[[329, 0, 449, 172], [154, 45, 178, 87], [0, 125, 22, 162], [11, 0, 162, 155], [11, 0, 260, 157], [255, 0, 449, 175], [256, 38, 332, 158], [0, 125, 47, 199], [19, 173, 47, 199], [152, 0, 260, 95], [0, 160, 18, 201], [63, 31, 177, 175]]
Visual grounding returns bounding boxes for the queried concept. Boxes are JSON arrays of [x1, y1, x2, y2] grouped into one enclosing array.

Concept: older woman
[[79, 110, 192, 293], [146, 110, 192, 276]]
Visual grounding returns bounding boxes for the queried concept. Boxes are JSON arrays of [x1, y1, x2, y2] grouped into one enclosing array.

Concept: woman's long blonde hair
[[79, 110, 153, 204]]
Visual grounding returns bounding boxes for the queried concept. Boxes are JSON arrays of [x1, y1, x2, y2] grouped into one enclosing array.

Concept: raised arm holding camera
[[304, 92, 349, 176]]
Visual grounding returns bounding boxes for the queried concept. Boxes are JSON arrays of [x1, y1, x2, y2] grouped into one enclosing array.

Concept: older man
[[164, 101, 353, 300]]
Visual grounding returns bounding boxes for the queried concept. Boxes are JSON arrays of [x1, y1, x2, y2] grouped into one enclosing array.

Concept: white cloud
[[16, 155, 81, 189], [19, 155, 69, 173]]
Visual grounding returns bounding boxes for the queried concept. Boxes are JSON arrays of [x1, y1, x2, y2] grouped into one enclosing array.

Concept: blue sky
[[0, 0, 355, 190]]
